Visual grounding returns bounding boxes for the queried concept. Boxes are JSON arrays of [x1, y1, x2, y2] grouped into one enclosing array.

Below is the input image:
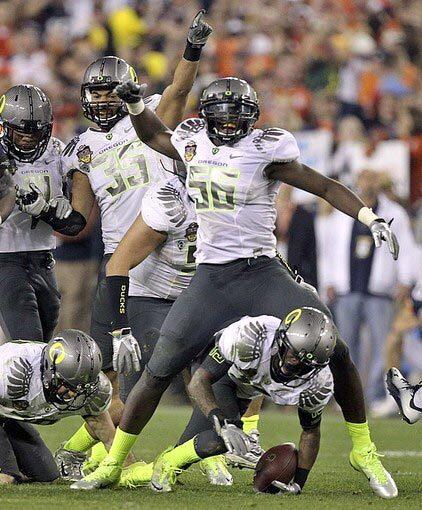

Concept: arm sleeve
[[271, 130, 300, 163], [200, 342, 233, 384]]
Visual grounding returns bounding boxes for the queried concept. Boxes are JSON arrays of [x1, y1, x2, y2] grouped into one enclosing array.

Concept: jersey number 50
[[188, 166, 239, 212]]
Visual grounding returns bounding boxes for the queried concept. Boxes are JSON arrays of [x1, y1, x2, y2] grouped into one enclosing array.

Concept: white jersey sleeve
[[81, 372, 112, 416], [218, 315, 281, 370], [144, 94, 162, 112], [141, 179, 188, 233], [251, 128, 300, 167]]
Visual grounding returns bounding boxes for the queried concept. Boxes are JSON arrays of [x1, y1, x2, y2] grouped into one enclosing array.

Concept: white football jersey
[[171, 120, 300, 264], [217, 315, 333, 413], [0, 138, 65, 253], [62, 96, 171, 254], [0, 341, 111, 424], [129, 176, 197, 300]]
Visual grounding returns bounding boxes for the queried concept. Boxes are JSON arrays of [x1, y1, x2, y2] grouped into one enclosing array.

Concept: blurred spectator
[[54, 209, 103, 334], [275, 185, 318, 289], [322, 169, 417, 407]]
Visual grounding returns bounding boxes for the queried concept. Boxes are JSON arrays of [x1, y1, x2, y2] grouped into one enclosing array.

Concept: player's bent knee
[[194, 430, 226, 458]]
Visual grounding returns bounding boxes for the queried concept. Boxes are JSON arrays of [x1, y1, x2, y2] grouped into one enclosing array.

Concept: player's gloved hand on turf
[[272, 480, 301, 495], [54, 446, 87, 481], [111, 327, 142, 374], [187, 10, 213, 47], [115, 81, 148, 104], [49, 196, 73, 220], [16, 182, 49, 217], [212, 416, 251, 456], [370, 218, 399, 260]]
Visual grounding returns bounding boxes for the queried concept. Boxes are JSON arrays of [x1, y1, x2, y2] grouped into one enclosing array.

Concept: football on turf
[[253, 443, 298, 493]]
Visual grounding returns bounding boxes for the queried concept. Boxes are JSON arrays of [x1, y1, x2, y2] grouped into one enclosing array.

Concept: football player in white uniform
[[149, 308, 337, 494], [0, 329, 114, 484], [57, 10, 212, 473], [0, 84, 74, 343], [73, 78, 399, 498]]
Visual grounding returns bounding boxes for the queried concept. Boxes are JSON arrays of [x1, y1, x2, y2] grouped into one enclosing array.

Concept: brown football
[[253, 443, 298, 493]]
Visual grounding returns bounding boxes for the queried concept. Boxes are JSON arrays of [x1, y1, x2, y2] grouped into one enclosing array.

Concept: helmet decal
[[0, 94, 5, 114], [129, 66, 138, 83], [284, 308, 302, 325], [48, 341, 66, 365]]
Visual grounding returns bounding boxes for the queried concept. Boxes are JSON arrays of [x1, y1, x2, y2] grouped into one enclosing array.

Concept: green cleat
[[150, 447, 183, 493], [82, 456, 101, 477], [199, 455, 233, 486], [349, 443, 398, 499], [70, 457, 122, 490], [118, 461, 153, 488]]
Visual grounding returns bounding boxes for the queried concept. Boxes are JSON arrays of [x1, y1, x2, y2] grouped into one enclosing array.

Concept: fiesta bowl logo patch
[[184, 141, 197, 162], [185, 222, 198, 242], [77, 145, 93, 165]]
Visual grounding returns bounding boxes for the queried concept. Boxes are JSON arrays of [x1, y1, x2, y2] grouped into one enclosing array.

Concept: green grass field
[[1, 407, 420, 510]]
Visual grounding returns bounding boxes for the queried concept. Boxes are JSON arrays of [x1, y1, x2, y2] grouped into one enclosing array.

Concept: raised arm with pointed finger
[[116, 9, 212, 140]]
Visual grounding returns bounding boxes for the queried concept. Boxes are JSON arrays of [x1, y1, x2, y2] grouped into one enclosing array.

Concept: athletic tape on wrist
[[357, 206, 380, 227], [127, 99, 145, 115]]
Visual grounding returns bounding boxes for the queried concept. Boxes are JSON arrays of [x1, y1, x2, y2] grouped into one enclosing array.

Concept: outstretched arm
[[117, 83, 181, 160], [105, 216, 166, 374], [155, 10, 212, 129], [266, 161, 399, 260]]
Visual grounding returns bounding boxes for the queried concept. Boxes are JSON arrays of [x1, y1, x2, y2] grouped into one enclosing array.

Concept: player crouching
[[147, 309, 397, 498], [0, 330, 117, 484]]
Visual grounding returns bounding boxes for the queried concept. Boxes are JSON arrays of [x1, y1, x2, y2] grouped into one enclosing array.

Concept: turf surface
[[1, 407, 420, 510]]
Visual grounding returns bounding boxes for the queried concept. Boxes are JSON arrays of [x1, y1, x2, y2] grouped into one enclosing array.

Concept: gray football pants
[[0, 419, 59, 482], [0, 251, 60, 342]]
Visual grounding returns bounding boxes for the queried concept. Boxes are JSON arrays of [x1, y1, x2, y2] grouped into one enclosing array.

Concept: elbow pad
[[39, 208, 86, 236]]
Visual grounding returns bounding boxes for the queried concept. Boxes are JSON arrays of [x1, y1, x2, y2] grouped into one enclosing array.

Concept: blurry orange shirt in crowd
[[216, 37, 242, 76]]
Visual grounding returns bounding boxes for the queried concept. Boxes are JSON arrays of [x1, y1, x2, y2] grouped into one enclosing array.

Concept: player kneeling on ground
[[150, 308, 396, 498], [0, 330, 116, 484]]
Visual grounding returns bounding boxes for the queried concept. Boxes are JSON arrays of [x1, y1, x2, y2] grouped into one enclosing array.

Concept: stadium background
[[0, 1, 421, 507], [0, 0, 421, 410]]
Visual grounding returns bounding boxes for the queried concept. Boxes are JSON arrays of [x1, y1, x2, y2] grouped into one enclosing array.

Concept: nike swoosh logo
[[229, 154, 242, 159], [124, 126, 133, 133], [44, 159, 54, 165]]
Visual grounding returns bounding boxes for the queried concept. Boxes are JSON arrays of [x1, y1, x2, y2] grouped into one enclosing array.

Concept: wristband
[[183, 40, 203, 61], [293, 467, 309, 488], [127, 99, 145, 116], [357, 206, 380, 227], [106, 275, 130, 330]]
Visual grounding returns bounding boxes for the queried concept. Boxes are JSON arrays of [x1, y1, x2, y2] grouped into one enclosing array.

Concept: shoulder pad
[[62, 136, 80, 158], [252, 128, 286, 153], [156, 181, 188, 228], [176, 118, 205, 140], [235, 320, 267, 363], [83, 372, 112, 416]]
